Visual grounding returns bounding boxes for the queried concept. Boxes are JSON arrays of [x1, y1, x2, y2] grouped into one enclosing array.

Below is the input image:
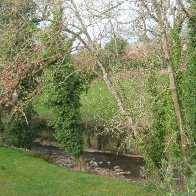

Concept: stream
[[32, 142, 145, 180]]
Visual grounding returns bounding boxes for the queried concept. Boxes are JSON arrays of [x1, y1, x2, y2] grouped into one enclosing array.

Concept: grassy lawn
[[0, 147, 161, 196]]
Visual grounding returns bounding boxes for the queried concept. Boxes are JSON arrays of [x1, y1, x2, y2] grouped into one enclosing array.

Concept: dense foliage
[[42, 12, 86, 158], [0, 0, 39, 148], [186, 7, 196, 160], [2, 105, 36, 148], [142, 8, 196, 191]]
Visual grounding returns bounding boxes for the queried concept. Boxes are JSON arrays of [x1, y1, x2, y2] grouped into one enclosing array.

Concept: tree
[[134, 0, 196, 191], [104, 36, 128, 70], [42, 10, 87, 160], [0, 0, 65, 111], [0, 0, 65, 148], [62, 0, 138, 139], [0, 0, 39, 147], [185, 0, 196, 160]]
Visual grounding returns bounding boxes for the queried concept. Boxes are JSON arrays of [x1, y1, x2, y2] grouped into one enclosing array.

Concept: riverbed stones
[[94, 168, 110, 176], [114, 165, 120, 170], [117, 172, 125, 175], [49, 141, 59, 147], [125, 171, 131, 175], [41, 140, 50, 146], [34, 138, 42, 143], [89, 160, 98, 167], [114, 165, 123, 172]]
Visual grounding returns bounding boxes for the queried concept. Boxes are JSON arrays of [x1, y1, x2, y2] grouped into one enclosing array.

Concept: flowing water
[[32, 142, 145, 180]]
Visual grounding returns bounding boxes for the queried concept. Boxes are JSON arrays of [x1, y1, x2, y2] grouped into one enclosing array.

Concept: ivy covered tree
[[185, 1, 196, 161], [105, 37, 128, 58], [102, 37, 128, 70], [144, 1, 196, 190], [43, 11, 86, 159]]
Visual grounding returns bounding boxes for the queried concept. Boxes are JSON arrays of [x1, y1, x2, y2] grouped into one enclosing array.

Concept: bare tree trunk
[[96, 60, 137, 135]]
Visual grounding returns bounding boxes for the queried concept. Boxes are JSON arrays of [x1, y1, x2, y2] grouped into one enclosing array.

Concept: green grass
[[0, 147, 161, 196], [81, 76, 151, 124], [33, 94, 54, 120], [81, 81, 119, 121], [34, 80, 119, 121], [34, 76, 150, 123]]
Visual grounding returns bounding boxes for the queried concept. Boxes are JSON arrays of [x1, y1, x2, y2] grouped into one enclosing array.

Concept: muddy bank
[[32, 142, 145, 181]]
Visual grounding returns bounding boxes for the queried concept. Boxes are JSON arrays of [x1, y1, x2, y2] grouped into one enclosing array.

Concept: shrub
[[2, 105, 36, 149]]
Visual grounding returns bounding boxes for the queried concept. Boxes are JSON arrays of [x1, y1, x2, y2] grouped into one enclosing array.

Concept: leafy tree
[[184, 2, 196, 161], [43, 11, 87, 159], [2, 104, 37, 148], [102, 37, 128, 69], [0, 0, 38, 61], [144, 3, 196, 190], [105, 37, 128, 58], [0, 0, 39, 148]]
